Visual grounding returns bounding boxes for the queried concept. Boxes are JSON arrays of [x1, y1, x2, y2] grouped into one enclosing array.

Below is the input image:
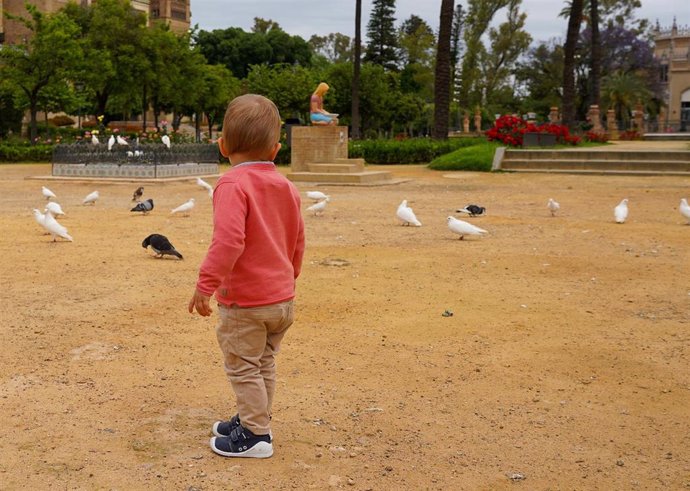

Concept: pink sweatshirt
[[196, 162, 305, 307]]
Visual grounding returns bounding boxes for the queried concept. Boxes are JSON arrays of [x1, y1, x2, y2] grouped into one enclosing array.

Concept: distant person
[[189, 94, 305, 459], [310, 82, 339, 126]]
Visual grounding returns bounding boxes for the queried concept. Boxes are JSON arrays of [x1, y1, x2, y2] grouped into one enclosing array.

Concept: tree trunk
[[29, 101, 38, 145], [351, 0, 362, 140], [206, 113, 213, 140], [590, 0, 601, 107], [195, 112, 201, 142], [562, 0, 584, 128], [433, 0, 454, 140], [142, 86, 147, 133]]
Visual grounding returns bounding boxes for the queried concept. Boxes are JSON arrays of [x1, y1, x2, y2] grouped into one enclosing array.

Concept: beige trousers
[[215, 300, 294, 436]]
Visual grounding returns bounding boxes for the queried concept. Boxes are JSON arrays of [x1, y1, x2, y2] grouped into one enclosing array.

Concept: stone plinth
[[288, 126, 394, 185], [290, 126, 349, 172]]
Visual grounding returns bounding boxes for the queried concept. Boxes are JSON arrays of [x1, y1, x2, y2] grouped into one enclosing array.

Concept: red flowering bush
[[486, 115, 580, 147], [618, 130, 642, 141], [585, 131, 609, 143]]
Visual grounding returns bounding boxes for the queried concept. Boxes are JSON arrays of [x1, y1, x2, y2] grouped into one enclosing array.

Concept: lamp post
[[74, 81, 84, 130]]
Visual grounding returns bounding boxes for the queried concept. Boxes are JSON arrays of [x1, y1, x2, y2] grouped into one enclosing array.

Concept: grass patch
[[428, 140, 501, 171]]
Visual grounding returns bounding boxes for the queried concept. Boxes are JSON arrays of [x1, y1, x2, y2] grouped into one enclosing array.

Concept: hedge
[[0, 143, 53, 162], [349, 137, 482, 165]]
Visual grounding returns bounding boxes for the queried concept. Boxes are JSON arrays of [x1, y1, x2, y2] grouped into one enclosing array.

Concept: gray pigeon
[[131, 198, 154, 215]]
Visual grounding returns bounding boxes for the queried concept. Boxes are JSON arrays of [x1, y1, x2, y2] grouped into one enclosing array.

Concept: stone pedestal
[[287, 126, 394, 184], [588, 105, 603, 133], [549, 107, 560, 124], [633, 103, 644, 133], [473, 109, 482, 133], [463, 114, 470, 133], [606, 108, 619, 140]]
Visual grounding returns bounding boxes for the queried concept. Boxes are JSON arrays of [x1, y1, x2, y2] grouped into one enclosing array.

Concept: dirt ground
[[0, 163, 688, 490]]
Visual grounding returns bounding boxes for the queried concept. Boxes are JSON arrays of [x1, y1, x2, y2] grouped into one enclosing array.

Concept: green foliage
[[348, 137, 482, 165], [247, 64, 317, 119], [428, 140, 501, 171], [0, 5, 83, 143], [308, 33, 352, 64], [364, 0, 399, 70], [0, 143, 53, 162], [398, 15, 435, 66], [196, 25, 312, 79]]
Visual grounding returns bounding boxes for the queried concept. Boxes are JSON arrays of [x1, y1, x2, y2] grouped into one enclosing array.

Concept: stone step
[[287, 170, 393, 184], [504, 150, 690, 161], [308, 163, 362, 173], [501, 159, 690, 172]]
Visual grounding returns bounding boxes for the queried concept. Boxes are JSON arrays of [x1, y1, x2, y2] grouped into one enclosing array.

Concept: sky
[[189, 0, 688, 44]]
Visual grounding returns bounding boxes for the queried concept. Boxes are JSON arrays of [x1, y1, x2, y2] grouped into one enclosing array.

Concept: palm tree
[[601, 71, 650, 128], [590, 0, 601, 107], [351, 0, 362, 139], [562, 0, 584, 128], [433, 0, 454, 140]]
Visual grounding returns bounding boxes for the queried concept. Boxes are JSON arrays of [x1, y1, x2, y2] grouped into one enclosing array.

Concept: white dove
[[91, 134, 99, 145], [42, 186, 56, 200], [107, 135, 115, 151], [396, 200, 421, 227], [171, 198, 195, 215], [679, 198, 690, 224], [41, 210, 73, 242], [134, 150, 143, 157], [127, 150, 134, 157], [547, 198, 560, 217], [196, 177, 214, 197], [307, 191, 329, 202], [33, 209, 46, 227], [45, 201, 65, 217], [116, 135, 129, 146], [161, 134, 171, 149], [614, 198, 628, 224], [447, 216, 488, 240], [83, 190, 99, 205], [306, 197, 329, 216]]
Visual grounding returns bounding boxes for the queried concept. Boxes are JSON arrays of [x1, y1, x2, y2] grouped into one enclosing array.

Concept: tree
[[458, 0, 512, 108], [514, 40, 564, 117], [364, 0, 398, 70], [590, 0, 601, 107], [246, 64, 316, 120], [398, 15, 435, 66], [433, 0, 454, 140], [0, 6, 82, 143], [351, 0, 363, 139], [478, 0, 531, 104], [197, 64, 241, 141], [196, 26, 311, 79], [309, 33, 352, 64], [601, 70, 650, 127], [562, 0, 584, 128], [63, 0, 149, 120]]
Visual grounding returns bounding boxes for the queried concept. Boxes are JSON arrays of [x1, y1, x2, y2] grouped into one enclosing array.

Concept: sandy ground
[[0, 163, 689, 490]]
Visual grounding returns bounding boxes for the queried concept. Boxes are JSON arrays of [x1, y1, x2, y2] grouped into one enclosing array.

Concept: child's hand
[[188, 289, 213, 317]]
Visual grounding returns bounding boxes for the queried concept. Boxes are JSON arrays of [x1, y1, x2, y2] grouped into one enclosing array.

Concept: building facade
[[654, 19, 690, 132], [0, 0, 190, 45]]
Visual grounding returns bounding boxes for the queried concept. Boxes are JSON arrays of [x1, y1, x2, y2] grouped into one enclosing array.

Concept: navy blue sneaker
[[212, 414, 241, 438], [210, 425, 273, 458]]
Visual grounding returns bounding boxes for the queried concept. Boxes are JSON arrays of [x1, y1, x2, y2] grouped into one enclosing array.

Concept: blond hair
[[313, 82, 329, 97], [222, 94, 281, 157]]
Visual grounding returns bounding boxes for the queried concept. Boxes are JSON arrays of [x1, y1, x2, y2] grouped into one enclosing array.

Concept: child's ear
[[269, 142, 281, 161], [217, 137, 229, 158]]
